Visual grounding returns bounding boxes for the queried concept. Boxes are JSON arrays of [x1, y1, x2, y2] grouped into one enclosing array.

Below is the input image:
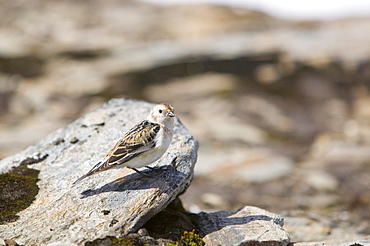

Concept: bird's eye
[[159, 109, 163, 113]]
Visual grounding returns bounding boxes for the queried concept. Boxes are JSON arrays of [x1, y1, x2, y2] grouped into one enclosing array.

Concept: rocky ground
[[1, 0, 370, 244]]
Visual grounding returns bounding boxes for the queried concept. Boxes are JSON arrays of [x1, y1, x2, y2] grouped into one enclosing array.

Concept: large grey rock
[[0, 98, 198, 245], [196, 206, 290, 246]]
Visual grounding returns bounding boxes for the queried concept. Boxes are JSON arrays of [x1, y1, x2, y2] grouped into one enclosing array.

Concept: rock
[[291, 239, 370, 246], [118, 200, 291, 246], [0, 55, 45, 78], [195, 206, 290, 246], [200, 192, 229, 209], [143, 73, 239, 104], [143, 197, 198, 241], [337, 239, 370, 246], [283, 216, 331, 242], [196, 147, 294, 183], [3, 239, 19, 246], [285, 213, 369, 245], [301, 169, 339, 191], [0, 98, 198, 245]]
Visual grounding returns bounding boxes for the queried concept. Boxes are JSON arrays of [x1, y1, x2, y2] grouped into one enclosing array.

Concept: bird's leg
[[129, 167, 151, 177], [146, 157, 178, 171]]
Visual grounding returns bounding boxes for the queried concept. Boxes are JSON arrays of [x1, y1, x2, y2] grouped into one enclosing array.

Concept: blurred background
[[1, 0, 370, 242]]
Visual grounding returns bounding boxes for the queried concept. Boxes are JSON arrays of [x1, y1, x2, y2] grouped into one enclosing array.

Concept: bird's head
[[148, 103, 175, 125]]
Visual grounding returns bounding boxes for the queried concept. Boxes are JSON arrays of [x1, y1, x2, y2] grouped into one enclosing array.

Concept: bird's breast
[[155, 127, 172, 150], [125, 128, 172, 169]]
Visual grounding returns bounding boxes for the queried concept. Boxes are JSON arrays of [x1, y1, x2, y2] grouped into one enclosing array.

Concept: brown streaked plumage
[[72, 103, 175, 185]]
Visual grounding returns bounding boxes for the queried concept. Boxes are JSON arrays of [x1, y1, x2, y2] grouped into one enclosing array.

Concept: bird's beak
[[168, 111, 175, 117]]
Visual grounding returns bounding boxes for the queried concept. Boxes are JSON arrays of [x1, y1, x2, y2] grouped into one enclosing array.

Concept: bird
[[72, 103, 175, 185]]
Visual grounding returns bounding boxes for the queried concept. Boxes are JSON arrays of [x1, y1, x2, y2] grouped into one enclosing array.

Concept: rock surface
[[196, 206, 290, 246], [0, 98, 198, 245], [291, 239, 370, 246]]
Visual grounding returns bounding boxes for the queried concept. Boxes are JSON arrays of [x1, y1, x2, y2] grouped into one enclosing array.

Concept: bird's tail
[[72, 161, 104, 186], [72, 173, 90, 186]]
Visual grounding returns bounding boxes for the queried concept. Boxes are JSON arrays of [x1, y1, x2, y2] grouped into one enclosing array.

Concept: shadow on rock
[[80, 159, 186, 198]]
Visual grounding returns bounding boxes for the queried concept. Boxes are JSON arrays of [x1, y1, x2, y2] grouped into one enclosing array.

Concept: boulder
[[0, 98, 198, 245], [196, 206, 290, 246]]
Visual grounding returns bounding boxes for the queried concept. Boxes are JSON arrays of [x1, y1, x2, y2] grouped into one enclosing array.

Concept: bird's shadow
[[79, 157, 185, 199]]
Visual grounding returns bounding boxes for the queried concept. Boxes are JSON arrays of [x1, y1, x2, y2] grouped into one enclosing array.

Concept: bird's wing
[[76, 120, 161, 180], [104, 120, 161, 165]]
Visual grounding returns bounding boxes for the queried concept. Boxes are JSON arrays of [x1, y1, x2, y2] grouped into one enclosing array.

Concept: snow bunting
[[72, 103, 175, 185]]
